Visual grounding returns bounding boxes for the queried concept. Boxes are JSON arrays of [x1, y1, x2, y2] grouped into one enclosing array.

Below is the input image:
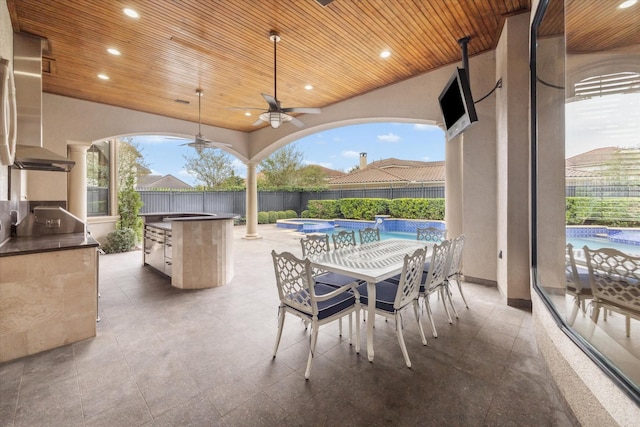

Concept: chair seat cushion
[[356, 280, 398, 313], [287, 283, 356, 320], [315, 272, 360, 288]]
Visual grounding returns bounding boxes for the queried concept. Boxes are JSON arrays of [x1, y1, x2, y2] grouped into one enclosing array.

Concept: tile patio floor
[[0, 225, 576, 426]]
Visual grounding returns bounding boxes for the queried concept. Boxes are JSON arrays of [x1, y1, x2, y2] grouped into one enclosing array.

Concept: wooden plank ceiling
[[7, 1, 638, 133]]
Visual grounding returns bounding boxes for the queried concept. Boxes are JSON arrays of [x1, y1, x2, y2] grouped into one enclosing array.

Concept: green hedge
[[257, 211, 269, 224], [305, 197, 444, 220], [339, 198, 389, 220], [285, 210, 298, 218], [388, 198, 445, 220], [307, 200, 341, 219], [566, 197, 640, 227], [267, 211, 279, 223]]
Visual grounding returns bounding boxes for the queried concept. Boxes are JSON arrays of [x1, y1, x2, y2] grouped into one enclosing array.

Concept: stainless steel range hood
[[12, 33, 74, 172]]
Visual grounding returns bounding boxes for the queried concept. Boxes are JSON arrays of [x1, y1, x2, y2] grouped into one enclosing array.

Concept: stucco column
[[243, 161, 261, 239], [67, 142, 90, 221], [445, 134, 463, 238]]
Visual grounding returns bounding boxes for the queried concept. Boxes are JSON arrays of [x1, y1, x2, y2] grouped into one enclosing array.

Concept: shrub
[[387, 198, 445, 220], [339, 198, 389, 220], [277, 211, 288, 219], [268, 211, 279, 223], [285, 210, 298, 218], [566, 197, 640, 227], [301, 210, 310, 218], [257, 211, 269, 224], [102, 228, 136, 254], [307, 200, 341, 219]]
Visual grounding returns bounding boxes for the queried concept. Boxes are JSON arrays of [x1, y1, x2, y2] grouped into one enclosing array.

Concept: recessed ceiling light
[[380, 50, 391, 59], [619, 0, 637, 8], [304, 84, 313, 90], [107, 48, 121, 56], [97, 74, 110, 80], [123, 8, 140, 18], [244, 112, 252, 117]]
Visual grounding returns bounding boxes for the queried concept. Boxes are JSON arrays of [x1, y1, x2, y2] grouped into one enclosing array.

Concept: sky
[[130, 123, 446, 186]]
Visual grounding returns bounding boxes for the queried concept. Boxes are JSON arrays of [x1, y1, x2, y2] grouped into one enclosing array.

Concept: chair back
[[583, 246, 640, 313], [301, 234, 330, 257], [417, 227, 447, 242], [272, 250, 317, 316], [332, 230, 357, 250], [446, 234, 465, 278], [359, 227, 381, 244], [565, 243, 583, 293], [394, 248, 427, 309], [423, 240, 451, 293]]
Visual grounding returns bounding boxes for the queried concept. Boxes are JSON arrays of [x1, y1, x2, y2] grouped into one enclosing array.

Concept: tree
[[298, 165, 329, 189], [184, 148, 235, 189], [118, 138, 151, 189], [259, 144, 304, 189]]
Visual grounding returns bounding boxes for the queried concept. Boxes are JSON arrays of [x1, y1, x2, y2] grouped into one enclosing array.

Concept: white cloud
[[303, 159, 333, 168], [342, 150, 361, 158], [178, 169, 195, 177], [412, 124, 436, 131], [149, 169, 162, 175], [231, 159, 247, 177], [377, 132, 401, 143], [422, 156, 431, 162]]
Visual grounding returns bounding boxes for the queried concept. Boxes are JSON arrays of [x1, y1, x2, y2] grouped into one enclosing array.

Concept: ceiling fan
[[177, 88, 230, 154], [236, 31, 321, 129]]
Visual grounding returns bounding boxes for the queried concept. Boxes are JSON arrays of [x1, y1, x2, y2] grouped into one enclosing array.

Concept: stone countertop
[[140, 212, 238, 223], [0, 233, 100, 257]]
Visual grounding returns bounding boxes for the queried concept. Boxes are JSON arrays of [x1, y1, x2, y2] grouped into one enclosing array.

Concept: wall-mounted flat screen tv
[[438, 67, 478, 141]]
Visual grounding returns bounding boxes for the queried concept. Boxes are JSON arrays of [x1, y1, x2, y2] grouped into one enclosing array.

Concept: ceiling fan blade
[[290, 117, 305, 127], [252, 118, 265, 126], [228, 106, 266, 111], [261, 93, 279, 110], [281, 107, 321, 114]]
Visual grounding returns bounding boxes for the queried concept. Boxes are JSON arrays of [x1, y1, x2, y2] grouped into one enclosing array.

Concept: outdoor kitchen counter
[[0, 232, 99, 257], [140, 213, 237, 289], [0, 233, 99, 363]]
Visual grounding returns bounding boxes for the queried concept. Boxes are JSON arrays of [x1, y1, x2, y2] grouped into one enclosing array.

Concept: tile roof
[[136, 174, 193, 190], [329, 161, 445, 186]]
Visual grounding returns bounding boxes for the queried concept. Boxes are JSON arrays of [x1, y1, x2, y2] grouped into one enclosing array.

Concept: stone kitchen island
[[141, 212, 237, 289]]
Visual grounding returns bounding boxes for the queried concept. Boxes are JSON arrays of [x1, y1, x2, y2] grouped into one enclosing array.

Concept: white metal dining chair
[[583, 245, 639, 337], [358, 227, 381, 244], [416, 227, 447, 243], [420, 240, 453, 338], [356, 247, 428, 367], [271, 250, 360, 379], [301, 234, 361, 288], [301, 234, 363, 333], [444, 234, 468, 310], [332, 230, 357, 250], [565, 243, 592, 326]]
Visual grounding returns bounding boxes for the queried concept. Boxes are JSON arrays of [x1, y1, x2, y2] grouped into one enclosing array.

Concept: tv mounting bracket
[[458, 36, 502, 104]]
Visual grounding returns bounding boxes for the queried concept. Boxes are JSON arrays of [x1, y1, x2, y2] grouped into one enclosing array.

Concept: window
[[533, 0, 640, 401], [87, 140, 110, 216]]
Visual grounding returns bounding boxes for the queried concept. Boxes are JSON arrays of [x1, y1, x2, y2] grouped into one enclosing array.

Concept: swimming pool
[[328, 231, 640, 255], [567, 237, 640, 256]]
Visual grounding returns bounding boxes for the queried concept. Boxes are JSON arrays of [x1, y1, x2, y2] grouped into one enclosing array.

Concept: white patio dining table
[[309, 238, 432, 362]]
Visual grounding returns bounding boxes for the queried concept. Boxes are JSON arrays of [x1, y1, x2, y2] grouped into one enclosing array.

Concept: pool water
[[567, 237, 640, 256], [328, 231, 640, 255]]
